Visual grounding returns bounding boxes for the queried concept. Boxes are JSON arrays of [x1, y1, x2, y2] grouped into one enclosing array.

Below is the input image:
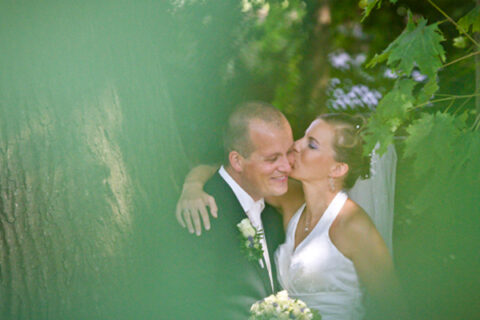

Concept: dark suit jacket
[[184, 172, 285, 319]]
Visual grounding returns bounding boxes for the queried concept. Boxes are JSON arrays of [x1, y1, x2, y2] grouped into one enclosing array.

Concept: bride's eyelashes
[[308, 138, 318, 150]]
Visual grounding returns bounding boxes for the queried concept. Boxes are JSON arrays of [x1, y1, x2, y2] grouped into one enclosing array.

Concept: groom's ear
[[330, 162, 349, 178], [229, 151, 244, 173]]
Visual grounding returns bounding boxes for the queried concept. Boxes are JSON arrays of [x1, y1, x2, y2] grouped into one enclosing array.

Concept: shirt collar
[[218, 165, 265, 213]]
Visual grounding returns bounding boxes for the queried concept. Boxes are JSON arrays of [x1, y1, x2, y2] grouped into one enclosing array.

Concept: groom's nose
[[277, 154, 292, 173]]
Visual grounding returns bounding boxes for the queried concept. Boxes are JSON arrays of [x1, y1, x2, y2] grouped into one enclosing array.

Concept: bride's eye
[[308, 139, 317, 150]]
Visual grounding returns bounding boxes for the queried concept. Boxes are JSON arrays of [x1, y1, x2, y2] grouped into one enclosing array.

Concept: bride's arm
[[176, 164, 219, 235], [332, 202, 409, 318], [177, 167, 305, 234]]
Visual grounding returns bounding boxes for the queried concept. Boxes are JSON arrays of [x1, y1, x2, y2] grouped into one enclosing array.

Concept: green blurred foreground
[[0, 1, 189, 318]]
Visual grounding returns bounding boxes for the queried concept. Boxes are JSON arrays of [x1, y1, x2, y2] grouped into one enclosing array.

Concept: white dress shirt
[[218, 166, 274, 292]]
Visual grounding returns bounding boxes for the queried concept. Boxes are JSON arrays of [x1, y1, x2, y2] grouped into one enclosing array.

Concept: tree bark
[[0, 2, 189, 319], [299, 0, 332, 132], [476, 0, 480, 116]]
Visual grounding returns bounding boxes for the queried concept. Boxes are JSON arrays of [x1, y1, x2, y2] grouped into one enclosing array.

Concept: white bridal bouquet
[[249, 290, 322, 320]]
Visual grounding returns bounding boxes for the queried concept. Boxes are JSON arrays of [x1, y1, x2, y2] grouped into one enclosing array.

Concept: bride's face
[[290, 119, 338, 182]]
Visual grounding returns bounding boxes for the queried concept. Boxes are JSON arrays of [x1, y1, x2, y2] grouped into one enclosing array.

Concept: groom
[[181, 101, 294, 319]]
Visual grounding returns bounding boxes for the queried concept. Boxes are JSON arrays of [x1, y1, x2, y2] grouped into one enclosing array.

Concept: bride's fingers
[[175, 203, 186, 228], [184, 209, 194, 234], [206, 195, 218, 218], [191, 209, 202, 236], [198, 204, 210, 231]]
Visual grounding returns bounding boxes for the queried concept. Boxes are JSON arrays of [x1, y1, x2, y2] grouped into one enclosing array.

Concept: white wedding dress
[[275, 191, 365, 320]]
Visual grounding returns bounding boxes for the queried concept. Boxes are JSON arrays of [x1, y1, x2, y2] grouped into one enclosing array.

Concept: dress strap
[[320, 190, 348, 228], [287, 203, 306, 241]]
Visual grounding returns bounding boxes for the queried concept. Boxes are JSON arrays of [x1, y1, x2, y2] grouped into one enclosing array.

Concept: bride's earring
[[328, 177, 335, 192]]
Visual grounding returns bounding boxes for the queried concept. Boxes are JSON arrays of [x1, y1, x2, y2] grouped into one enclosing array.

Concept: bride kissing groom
[[176, 101, 406, 319]]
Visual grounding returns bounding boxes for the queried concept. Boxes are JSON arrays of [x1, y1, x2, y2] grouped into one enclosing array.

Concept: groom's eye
[[266, 156, 278, 162]]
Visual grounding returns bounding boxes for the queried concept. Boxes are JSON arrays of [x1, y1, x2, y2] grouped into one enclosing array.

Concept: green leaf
[[363, 79, 416, 154], [377, 78, 416, 121], [404, 112, 467, 176], [367, 13, 445, 79], [366, 52, 388, 68], [361, 0, 396, 20], [416, 77, 439, 106], [402, 112, 474, 213], [363, 114, 395, 155], [453, 36, 467, 48], [458, 6, 480, 34], [361, 0, 381, 21]]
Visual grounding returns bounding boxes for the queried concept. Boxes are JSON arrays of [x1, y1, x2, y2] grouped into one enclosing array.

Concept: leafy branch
[[427, 0, 480, 48], [442, 50, 480, 68], [362, 2, 480, 156], [414, 93, 480, 109]]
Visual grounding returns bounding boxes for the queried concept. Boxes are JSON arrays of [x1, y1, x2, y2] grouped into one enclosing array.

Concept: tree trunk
[[476, 0, 480, 116], [0, 2, 189, 319], [299, 0, 332, 132]]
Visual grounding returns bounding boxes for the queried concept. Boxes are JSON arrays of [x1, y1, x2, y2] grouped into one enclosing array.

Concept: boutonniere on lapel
[[237, 218, 264, 262]]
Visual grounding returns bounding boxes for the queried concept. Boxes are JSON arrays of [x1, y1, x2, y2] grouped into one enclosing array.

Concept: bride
[[177, 113, 406, 319]]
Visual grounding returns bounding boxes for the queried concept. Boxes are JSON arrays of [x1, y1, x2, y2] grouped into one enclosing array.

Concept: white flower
[[412, 70, 427, 82], [276, 290, 290, 304], [257, 3, 270, 23], [249, 290, 319, 320], [237, 218, 257, 237], [241, 0, 252, 13], [288, 10, 300, 22]]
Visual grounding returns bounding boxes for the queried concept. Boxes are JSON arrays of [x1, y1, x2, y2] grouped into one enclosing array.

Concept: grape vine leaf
[[361, 0, 381, 21], [403, 112, 473, 213], [451, 130, 480, 179], [404, 112, 467, 177], [367, 13, 445, 79], [453, 36, 467, 48], [361, 0, 396, 21], [363, 79, 416, 155], [363, 115, 394, 156], [416, 77, 439, 106], [458, 6, 480, 33]]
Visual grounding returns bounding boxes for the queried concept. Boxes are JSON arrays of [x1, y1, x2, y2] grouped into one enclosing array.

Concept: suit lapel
[[208, 172, 275, 293], [261, 205, 285, 292]]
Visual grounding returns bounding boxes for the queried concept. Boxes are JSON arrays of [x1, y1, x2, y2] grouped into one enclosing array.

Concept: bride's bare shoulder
[[340, 199, 372, 226], [330, 198, 379, 258]]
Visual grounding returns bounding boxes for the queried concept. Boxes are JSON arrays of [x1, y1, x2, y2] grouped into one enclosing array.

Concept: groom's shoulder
[[204, 171, 223, 191], [204, 171, 234, 201]]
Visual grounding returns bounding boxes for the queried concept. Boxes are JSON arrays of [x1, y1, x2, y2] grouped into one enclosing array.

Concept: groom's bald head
[[223, 101, 288, 163]]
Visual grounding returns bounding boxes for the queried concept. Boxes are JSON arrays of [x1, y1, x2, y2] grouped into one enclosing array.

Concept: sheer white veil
[[347, 143, 397, 254]]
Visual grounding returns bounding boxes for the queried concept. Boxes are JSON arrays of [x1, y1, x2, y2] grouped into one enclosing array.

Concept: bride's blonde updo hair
[[318, 113, 370, 189]]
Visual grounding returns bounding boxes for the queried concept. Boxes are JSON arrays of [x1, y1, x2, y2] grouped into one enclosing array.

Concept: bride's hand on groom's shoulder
[[176, 182, 218, 236]]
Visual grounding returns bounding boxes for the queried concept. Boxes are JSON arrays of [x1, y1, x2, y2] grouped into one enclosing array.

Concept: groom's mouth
[[271, 176, 288, 183]]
